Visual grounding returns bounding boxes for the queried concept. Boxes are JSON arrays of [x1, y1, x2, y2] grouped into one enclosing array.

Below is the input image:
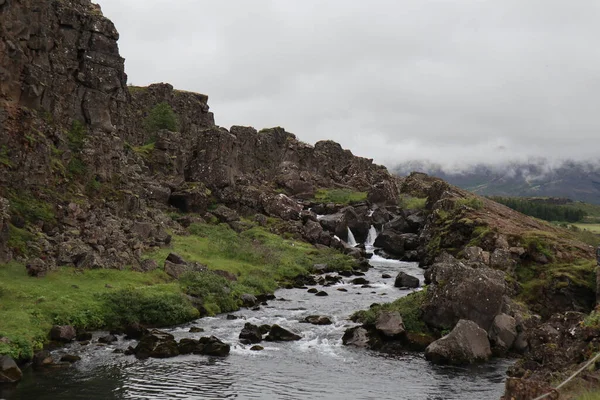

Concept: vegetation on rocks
[[314, 188, 367, 204], [144, 102, 179, 132], [352, 289, 429, 334]]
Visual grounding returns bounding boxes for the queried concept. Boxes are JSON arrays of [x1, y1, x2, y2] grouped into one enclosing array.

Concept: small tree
[[144, 102, 179, 132]]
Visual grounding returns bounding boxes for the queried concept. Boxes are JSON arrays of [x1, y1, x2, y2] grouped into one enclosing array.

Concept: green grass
[[399, 195, 427, 210], [0, 262, 186, 361], [517, 259, 596, 308], [351, 289, 429, 334], [144, 223, 355, 312], [0, 222, 355, 360], [132, 142, 155, 160], [314, 188, 367, 204], [571, 223, 600, 234], [455, 197, 484, 210], [576, 390, 600, 400]]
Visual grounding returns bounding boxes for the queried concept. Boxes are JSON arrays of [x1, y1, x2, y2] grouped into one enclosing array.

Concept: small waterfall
[[367, 209, 374, 217], [346, 227, 358, 247], [365, 225, 378, 247]]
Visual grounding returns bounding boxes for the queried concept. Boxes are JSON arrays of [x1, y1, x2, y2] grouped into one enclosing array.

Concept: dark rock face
[[265, 324, 302, 341], [425, 319, 492, 365], [0, 356, 22, 383], [421, 257, 505, 332], [199, 336, 230, 357], [239, 323, 262, 344], [50, 325, 76, 342], [394, 272, 420, 288]]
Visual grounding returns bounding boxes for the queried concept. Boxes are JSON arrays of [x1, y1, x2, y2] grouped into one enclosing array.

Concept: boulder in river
[[199, 336, 231, 356], [315, 291, 329, 297], [60, 354, 81, 363], [239, 323, 263, 344], [134, 329, 179, 359], [342, 326, 380, 348], [32, 350, 54, 369], [425, 319, 492, 365], [241, 293, 258, 307], [0, 356, 22, 383], [304, 315, 333, 325], [351, 277, 370, 285], [375, 311, 405, 338], [265, 324, 302, 341], [394, 272, 420, 288]]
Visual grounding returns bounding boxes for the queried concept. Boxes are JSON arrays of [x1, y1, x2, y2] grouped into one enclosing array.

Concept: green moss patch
[[314, 188, 367, 204]]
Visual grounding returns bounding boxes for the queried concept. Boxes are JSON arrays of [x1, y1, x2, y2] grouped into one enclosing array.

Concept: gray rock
[[265, 324, 302, 341], [50, 325, 76, 342], [0, 355, 22, 383], [304, 315, 333, 325], [375, 311, 405, 337], [241, 293, 258, 307], [425, 320, 492, 365], [488, 313, 517, 352], [342, 327, 371, 347], [394, 272, 420, 288], [421, 258, 505, 332]]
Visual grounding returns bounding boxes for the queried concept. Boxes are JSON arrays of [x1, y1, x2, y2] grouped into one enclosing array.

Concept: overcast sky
[[97, 0, 600, 169]]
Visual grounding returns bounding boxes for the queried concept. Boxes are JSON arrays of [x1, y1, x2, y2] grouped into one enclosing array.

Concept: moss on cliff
[[314, 188, 367, 204]]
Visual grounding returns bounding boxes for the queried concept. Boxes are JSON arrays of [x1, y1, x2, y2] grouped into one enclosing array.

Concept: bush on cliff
[[144, 102, 179, 132]]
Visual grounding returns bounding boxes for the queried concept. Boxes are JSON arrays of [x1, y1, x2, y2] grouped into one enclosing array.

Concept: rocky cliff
[[0, 0, 398, 270]]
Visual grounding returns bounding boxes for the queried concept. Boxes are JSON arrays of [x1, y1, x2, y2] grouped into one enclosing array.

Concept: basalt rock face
[[0, 0, 400, 271]]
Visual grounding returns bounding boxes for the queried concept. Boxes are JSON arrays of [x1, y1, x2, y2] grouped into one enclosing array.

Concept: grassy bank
[[314, 188, 367, 204], [0, 222, 354, 361]]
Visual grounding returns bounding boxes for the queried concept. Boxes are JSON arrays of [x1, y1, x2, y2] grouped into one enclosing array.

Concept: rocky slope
[[0, 0, 398, 272]]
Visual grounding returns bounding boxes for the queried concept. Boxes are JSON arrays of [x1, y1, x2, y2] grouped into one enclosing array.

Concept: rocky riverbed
[[3, 256, 511, 400]]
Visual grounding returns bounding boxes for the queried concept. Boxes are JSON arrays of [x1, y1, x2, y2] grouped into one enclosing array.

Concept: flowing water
[[5, 256, 510, 400], [346, 228, 357, 247]]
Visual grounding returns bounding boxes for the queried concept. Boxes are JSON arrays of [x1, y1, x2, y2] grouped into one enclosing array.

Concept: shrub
[[179, 272, 239, 315], [101, 287, 199, 328], [144, 102, 179, 132]]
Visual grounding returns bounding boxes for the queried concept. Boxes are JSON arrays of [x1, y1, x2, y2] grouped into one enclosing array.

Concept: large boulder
[[212, 205, 240, 223], [0, 356, 22, 383], [421, 257, 505, 331], [50, 325, 76, 342], [134, 329, 179, 359], [394, 272, 420, 288], [342, 327, 375, 348], [199, 336, 230, 356], [374, 311, 405, 338], [264, 324, 302, 341], [425, 319, 492, 365], [261, 193, 302, 221], [488, 313, 517, 353], [239, 323, 262, 344], [373, 230, 405, 257]]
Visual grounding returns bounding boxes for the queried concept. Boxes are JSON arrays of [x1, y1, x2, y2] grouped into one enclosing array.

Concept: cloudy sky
[[97, 0, 600, 169]]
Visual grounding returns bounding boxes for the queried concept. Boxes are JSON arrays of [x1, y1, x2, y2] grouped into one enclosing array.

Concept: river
[[4, 255, 510, 400]]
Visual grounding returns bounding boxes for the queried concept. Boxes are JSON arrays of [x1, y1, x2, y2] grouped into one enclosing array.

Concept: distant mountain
[[393, 160, 600, 204]]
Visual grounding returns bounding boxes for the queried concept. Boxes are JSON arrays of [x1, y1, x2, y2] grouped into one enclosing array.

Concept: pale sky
[[97, 0, 600, 168]]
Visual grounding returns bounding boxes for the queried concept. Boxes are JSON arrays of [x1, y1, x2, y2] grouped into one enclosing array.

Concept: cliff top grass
[[0, 222, 354, 361], [314, 188, 367, 204]]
